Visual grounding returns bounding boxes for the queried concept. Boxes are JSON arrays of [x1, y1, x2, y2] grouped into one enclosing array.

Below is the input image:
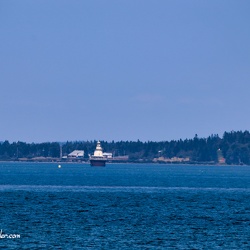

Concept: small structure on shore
[[68, 150, 84, 159]]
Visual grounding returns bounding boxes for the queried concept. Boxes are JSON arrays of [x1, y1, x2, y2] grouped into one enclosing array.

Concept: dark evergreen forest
[[1, 130, 250, 165]]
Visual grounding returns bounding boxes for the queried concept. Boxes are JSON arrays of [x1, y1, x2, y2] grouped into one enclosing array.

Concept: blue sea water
[[0, 162, 249, 249]]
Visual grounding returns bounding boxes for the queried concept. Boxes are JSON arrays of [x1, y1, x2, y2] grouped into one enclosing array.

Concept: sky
[[0, 1, 250, 143]]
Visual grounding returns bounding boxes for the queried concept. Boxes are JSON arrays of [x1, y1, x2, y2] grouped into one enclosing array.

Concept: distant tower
[[60, 144, 63, 159], [90, 141, 107, 166], [93, 141, 104, 157]]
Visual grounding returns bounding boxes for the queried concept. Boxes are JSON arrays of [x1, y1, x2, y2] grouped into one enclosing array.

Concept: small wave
[[0, 185, 249, 193]]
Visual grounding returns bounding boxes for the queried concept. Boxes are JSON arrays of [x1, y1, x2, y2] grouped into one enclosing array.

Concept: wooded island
[[1, 131, 250, 165]]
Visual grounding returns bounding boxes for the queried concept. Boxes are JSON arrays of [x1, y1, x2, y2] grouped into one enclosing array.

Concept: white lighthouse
[[90, 141, 107, 166]]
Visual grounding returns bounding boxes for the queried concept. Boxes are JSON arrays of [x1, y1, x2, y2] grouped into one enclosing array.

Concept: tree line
[[0, 130, 250, 165]]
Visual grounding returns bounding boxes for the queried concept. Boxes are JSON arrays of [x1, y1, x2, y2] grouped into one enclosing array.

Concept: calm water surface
[[0, 162, 249, 249]]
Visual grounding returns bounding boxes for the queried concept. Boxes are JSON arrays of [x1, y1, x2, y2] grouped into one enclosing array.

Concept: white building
[[103, 152, 113, 159], [68, 150, 84, 158]]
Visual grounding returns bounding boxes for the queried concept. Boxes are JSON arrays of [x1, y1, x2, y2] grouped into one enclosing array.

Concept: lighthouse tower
[[93, 141, 104, 157], [90, 141, 107, 166]]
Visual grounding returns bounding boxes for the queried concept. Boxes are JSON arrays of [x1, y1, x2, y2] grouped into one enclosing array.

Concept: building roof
[[68, 150, 84, 157]]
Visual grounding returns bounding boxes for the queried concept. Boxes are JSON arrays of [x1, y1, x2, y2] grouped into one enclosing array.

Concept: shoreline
[[0, 160, 248, 166]]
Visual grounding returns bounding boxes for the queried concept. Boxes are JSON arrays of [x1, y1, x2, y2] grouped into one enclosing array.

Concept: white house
[[68, 150, 84, 158], [103, 152, 113, 159]]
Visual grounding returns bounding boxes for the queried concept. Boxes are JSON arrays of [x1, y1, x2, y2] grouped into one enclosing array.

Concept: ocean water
[[0, 163, 249, 249]]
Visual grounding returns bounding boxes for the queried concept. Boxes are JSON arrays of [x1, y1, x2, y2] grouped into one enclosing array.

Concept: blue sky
[[1, 1, 250, 142]]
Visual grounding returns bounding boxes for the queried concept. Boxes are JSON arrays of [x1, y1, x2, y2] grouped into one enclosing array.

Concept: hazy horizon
[[1, 129, 246, 144]]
